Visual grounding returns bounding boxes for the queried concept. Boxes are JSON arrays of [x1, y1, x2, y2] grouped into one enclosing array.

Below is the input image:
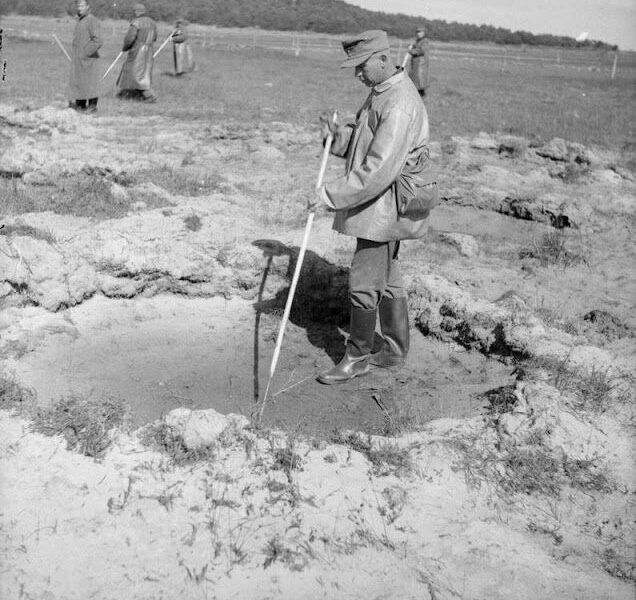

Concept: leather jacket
[[325, 70, 432, 241]]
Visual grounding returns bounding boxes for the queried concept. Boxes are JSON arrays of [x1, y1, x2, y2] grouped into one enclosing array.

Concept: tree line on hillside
[[0, 0, 618, 49]]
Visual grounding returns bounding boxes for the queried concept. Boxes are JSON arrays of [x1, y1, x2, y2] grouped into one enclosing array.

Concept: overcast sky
[[347, 0, 636, 50]]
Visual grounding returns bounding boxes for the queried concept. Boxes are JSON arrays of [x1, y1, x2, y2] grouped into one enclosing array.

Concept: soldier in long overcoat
[[116, 3, 157, 102], [172, 19, 195, 76], [69, 0, 103, 113], [407, 26, 430, 97], [310, 31, 436, 385]]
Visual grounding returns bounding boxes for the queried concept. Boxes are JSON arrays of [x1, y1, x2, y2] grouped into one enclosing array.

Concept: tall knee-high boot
[[317, 307, 376, 385], [369, 297, 409, 368]]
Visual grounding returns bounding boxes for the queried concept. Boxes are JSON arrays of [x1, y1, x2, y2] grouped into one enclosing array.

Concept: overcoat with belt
[[69, 12, 103, 100], [117, 15, 157, 91], [325, 70, 432, 242], [407, 37, 430, 92]]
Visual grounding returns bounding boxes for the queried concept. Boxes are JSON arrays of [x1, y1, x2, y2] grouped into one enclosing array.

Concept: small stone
[[439, 232, 479, 257]]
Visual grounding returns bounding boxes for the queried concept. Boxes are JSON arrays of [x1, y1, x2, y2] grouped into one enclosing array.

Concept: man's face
[[76, 0, 89, 16], [355, 53, 387, 87]]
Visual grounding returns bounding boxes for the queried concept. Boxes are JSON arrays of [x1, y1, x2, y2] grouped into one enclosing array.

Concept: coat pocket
[[396, 180, 439, 220], [395, 147, 440, 221]]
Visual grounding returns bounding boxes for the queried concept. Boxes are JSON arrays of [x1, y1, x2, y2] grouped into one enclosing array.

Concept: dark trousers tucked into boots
[[317, 238, 409, 384], [317, 307, 376, 385], [369, 296, 410, 368]]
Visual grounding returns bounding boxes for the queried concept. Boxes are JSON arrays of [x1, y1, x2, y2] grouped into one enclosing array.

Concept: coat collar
[[373, 69, 405, 94]]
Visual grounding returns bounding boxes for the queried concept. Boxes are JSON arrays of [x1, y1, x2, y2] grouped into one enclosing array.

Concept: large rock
[[164, 407, 249, 450]]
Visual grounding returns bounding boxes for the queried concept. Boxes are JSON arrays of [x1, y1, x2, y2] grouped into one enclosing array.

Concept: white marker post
[[611, 52, 618, 81], [256, 112, 338, 422]]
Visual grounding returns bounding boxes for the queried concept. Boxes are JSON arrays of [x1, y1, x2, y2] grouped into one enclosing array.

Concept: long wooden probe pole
[[102, 51, 124, 80], [52, 34, 71, 62], [256, 111, 338, 422], [153, 32, 174, 58]]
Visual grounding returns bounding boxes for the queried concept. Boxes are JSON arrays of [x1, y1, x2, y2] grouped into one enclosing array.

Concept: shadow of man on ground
[[251, 239, 350, 370]]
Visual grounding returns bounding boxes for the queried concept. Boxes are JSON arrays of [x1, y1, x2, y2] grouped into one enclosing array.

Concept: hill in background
[[0, 0, 618, 49]]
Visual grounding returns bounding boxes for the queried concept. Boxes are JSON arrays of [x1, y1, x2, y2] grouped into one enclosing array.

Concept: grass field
[[1, 15, 635, 150]]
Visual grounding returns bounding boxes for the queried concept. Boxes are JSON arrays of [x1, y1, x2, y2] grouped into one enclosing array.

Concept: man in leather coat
[[407, 26, 430, 98], [69, 0, 102, 113], [116, 3, 157, 102], [311, 30, 434, 385], [172, 18, 195, 76]]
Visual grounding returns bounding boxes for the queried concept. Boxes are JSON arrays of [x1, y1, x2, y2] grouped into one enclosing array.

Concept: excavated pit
[[6, 291, 515, 436]]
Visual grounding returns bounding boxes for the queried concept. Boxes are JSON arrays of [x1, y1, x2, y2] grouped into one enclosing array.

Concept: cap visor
[[340, 51, 374, 68]]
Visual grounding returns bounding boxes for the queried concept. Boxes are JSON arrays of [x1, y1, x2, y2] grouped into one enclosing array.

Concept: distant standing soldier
[[172, 18, 195, 76], [116, 3, 157, 102], [69, 0, 103, 113], [407, 26, 429, 98]]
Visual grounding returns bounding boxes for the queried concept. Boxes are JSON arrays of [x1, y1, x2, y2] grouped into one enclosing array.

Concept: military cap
[[133, 3, 146, 13], [416, 26, 426, 33], [340, 30, 390, 68]]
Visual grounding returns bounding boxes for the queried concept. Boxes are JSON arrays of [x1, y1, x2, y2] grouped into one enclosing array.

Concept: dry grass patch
[[1, 172, 172, 219], [139, 420, 217, 465], [330, 430, 415, 477], [0, 372, 35, 410], [0, 221, 56, 244], [452, 383, 617, 497], [133, 166, 225, 197], [183, 214, 202, 231], [451, 430, 613, 498], [518, 356, 633, 414], [32, 394, 127, 458], [519, 230, 588, 267]]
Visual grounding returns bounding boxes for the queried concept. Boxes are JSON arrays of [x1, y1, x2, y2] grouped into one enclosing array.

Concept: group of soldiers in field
[[68, 1, 194, 112], [68, 0, 428, 113], [67, 0, 436, 387]]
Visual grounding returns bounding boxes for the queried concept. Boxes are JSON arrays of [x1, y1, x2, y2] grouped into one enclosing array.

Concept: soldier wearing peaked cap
[[407, 25, 430, 98], [69, 0, 103, 113], [116, 2, 158, 102], [310, 30, 438, 385], [172, 18, 195, 76]]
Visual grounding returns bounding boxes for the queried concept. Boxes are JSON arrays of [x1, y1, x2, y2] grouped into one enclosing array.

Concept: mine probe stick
[[102, 51, 124, 80], [52, 34, 71, 62], [153, 32, 174, 58], [401, 51, 411, 70], [256, 111, 338, 422]]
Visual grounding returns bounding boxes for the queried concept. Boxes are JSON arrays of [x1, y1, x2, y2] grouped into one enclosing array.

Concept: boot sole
[[316, 369, 370, 385], [369, 360, 405, 369], [369, 354, 406, 369]]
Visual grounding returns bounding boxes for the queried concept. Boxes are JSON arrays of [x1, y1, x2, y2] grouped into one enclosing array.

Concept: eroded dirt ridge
[[1, 104, 635, 599]]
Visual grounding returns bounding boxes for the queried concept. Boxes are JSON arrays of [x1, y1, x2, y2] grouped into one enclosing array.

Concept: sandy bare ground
[[1, 103, 635, 599]]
